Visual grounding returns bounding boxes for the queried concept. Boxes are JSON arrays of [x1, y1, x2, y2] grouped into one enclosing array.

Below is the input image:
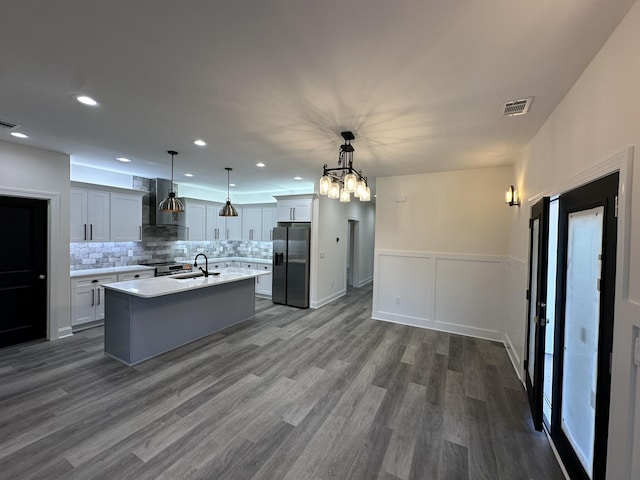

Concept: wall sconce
[[505, 185, 520, 206]]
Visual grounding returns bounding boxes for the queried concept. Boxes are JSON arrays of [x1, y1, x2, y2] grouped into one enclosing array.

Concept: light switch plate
[[634, 337, 640, 367]]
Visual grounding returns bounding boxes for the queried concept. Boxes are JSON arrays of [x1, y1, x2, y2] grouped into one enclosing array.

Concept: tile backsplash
[[70, 240, 273, 270]]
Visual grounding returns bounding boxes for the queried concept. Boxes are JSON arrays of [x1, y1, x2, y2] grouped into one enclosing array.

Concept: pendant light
[[219, 167, 238, 216], [318, 131, 370, 202], [159, 150, 185, 212]]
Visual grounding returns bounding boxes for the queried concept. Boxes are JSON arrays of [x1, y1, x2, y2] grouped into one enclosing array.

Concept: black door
[[551, 172, 618, 480], [0, 196, 48, 347], [525, 196, 550, 431]]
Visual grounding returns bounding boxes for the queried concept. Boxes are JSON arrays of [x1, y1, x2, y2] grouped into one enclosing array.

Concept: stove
[[140, 260, 193, 277]]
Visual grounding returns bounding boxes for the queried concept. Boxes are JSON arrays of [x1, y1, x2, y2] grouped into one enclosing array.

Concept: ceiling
[[0, 0, 635, 201]]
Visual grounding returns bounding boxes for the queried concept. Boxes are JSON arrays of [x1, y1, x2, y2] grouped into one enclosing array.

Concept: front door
[[525, 196, 550, 431], [552, 172, 618, 480], [0, 196, 48, 347]]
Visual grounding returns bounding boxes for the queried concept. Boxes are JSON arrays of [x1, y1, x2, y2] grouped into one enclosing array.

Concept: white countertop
[[71, 265, 156, 277], [102, 267, 270, 298]]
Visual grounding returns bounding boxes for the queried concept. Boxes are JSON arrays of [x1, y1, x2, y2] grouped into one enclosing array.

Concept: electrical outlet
[[395, 296, 401, 304]]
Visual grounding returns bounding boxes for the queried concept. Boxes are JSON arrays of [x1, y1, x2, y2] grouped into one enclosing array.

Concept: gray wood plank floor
[[0, 285, 564, 480]]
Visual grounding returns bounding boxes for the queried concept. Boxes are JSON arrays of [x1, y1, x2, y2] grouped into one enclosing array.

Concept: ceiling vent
[[502, 97, 534, 117], [0, 119, 19, 130]]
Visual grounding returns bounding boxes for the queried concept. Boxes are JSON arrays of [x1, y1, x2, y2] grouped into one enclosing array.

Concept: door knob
[[38, 274, 46, 280]]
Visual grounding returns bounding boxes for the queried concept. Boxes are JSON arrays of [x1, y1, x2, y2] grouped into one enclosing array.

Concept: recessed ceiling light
[[76, 95, 99, 107], [229, 183, 236, 187], [294, 176, 303, 181], [193, 139, 206, 146], [116, 157, 131, 163], [184, 173, 194, 177], [10, 132, 29, 139], [256, 162, 265, 167]]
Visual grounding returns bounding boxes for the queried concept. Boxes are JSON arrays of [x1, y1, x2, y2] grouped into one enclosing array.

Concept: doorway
[[0, 195, 48, 347], [551, 172, 618, 480], [346, 220, 358, 288], [525, 173, 618, 479]]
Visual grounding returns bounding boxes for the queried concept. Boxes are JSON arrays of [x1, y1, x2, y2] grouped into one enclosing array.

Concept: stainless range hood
[[150, 178, 185, 226]]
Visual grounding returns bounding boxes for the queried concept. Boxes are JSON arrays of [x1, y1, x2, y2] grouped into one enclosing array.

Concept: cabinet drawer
[[72, 274, 117, 288], [117, 271, 154, 281]]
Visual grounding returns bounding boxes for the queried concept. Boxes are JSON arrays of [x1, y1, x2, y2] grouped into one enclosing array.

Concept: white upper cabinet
[[262, 206, 277, 241], [71, 187, 110, 242], [242, 208, 263, 241], [183, 199, 207, 241], [71, 184, 144, 242], [275, 195, 314, 222], [110, 193, 142, 242], [225, 208, 242, 240], [206, 203, 225, 240]]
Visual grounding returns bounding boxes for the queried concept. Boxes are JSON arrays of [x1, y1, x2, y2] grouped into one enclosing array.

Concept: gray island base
[[104, 277, 256, 365]]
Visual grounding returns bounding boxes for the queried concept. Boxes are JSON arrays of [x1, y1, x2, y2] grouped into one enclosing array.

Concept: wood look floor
[[0, 286, 563, 480]]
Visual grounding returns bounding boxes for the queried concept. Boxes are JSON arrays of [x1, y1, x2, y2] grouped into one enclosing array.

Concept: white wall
[[311, 195, 375, 308], [508, 3, 640, 478], [373, 166, 513, 340], [0, 140, 71, 340]]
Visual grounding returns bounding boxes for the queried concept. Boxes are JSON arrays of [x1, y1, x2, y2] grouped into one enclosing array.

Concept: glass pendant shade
[[355, 179, 366, 198], [360, 185, 371, 202], [328, 182, 340, 199], [339, 187, 351, 202], [344, 172, 357, 193], [319, 175, 332, 195], [159, 150, 185, 212]]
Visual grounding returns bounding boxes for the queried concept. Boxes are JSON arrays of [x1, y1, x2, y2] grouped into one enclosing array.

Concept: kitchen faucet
[[193, 253, 209, 277]]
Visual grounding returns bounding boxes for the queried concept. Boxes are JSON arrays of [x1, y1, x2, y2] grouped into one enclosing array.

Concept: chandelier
[[319, 131, 370, 202]]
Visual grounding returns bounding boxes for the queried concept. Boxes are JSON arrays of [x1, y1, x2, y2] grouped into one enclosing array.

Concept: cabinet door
[[95, 285, 107, 320], [206, 204, 225, 240], [70, 188, 88, 242], [242, 208, 262, 241], [292, 200, 312, 221], [110, 193, 142, 242], [255, 265, 273, 296], [87, 190, 110, 241], [262, 207, 276, 241], [277, 203, 293, 222], [225, 209, 242, 240], [184, 201, 207, 241], [71, 285, 96, 326]]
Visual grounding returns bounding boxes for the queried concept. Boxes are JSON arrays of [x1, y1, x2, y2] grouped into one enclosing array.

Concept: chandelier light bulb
[[319, 175, 332, 195], [344, 172, 357, 193], [328, 182, 340, 199]]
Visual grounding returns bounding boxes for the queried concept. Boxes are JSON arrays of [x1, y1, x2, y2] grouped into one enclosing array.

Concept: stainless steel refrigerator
[[272, 223, 310, 308]]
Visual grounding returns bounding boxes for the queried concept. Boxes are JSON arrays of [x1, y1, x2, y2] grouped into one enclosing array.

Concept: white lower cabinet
[[71, 274, 116, 327], [254, 264, 272, 297]]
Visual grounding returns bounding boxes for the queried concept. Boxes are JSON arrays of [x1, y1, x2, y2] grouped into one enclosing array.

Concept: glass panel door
[[525, 197, 550, 431], [552, 172, 618, 480]]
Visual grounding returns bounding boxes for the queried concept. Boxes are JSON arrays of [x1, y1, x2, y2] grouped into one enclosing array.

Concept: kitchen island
[[102, 268, 269, 365]]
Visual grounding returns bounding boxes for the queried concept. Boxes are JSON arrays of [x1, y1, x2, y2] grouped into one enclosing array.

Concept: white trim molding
[[0, 186, 67, 341]]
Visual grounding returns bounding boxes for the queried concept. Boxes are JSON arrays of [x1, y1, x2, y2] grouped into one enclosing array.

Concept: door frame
[[0, 186, 67, 341], [524, 146, 634, 478]]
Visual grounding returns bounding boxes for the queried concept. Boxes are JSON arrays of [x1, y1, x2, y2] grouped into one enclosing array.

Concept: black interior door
[[525, 196, 550, 431], [0, 196, 48, 347], [552, 172, 618, 480]]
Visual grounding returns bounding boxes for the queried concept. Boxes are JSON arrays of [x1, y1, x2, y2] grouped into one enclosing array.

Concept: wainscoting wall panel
[[504, 257, 527, 378], [373, 250, 507, 342]]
